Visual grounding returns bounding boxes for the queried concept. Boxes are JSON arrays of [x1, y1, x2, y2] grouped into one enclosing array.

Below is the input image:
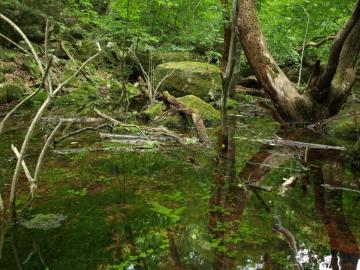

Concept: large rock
[[144, 94, 220, 128], [154, 62, 222, 100], [138, 51, 204, 68]]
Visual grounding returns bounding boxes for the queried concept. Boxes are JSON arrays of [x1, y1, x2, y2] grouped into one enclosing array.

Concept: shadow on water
[[0, 116, 360, 269]]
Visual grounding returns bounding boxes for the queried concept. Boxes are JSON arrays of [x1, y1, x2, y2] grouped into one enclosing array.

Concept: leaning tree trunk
[[237, 0, 360, 123]]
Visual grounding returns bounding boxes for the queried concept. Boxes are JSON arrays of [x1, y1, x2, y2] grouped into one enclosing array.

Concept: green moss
[[0, 83, 24, 103], [23, 55, 41, 78], [0, 47, 17, 61], [0, 73, 5, 83], [154, 61, 222, 99], [143, 102, 167, 121], [226, 99, 238, 110], [143, 95, 220, 127], [177, 95, 220, 124], [0, 62, 16, 73]]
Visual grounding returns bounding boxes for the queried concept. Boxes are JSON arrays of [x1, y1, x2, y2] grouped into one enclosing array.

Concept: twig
[[94, 108, 120, 125], [273, 217, 303, 270], [0, 57, 53, 135], [321, 184, 360, 194], [33, 122, 62, 185], [159, 92, 210, 145], [8, 47, 102, 221], [245, 182, 273, 192], [298, 5, 310, 88], [235, 136, 346, 151], [53, 48, 101, 96], [94, 108, 182, 142], [54, 123, 111, 144], [11, 145, 36, 195], [0, 13, 44, 76], [0, 33, 30, 55], [44, 17, 53, 94]]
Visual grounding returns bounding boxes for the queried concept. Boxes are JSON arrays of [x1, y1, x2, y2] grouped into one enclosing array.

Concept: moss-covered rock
[[139, 51, 204, 68], [0, 83, 24, 103], [154, 61, 222, 100], [144, 95, 220, 128]]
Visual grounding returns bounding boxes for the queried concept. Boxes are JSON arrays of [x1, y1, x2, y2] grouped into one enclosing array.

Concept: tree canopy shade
[[237, 0, 360, 123]]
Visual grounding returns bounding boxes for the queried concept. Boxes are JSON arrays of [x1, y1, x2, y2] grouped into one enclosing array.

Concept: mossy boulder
[[144, 95, 220, 128], [138, 51, 204, 68], [154, 61, 222, 100], [0, 83, 24, 104]]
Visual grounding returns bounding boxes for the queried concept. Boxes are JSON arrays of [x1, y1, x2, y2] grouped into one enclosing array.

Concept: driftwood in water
[[158, 92, 210, 145], [236, 137, 346, 151], [54, 124, 111, 144], [99, 133, 178, 142], [42, 117, 105, 124]]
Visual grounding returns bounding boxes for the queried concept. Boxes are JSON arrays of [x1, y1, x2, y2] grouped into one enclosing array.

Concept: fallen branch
[[273, 217, 303, 270], [99, 133, 177, 142], [235, 85, 266, 97], [8, 44, 102, 220], [0, 33, 30, 55], [41, 117, 105, 124], [321, 184, 360, 194], [33, 122, 62, 185], [296, 35, 336, 53], [54, 124, 111, 144], [159, 92, 210, 145], [279, 176, 297, 196], [235, 137, 346, 151], [245, 182, 273, 192], [0, 57, 53, 135], [11, 145, 36, 194], [94, 108, 182, 142], [0, 13, 44, 76]]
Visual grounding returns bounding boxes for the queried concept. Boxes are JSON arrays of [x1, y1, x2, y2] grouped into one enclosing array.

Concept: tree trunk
[[237, 0, 360, 123]]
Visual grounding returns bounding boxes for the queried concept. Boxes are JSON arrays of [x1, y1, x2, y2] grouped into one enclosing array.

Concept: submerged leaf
[[20, 213, 67, 230]]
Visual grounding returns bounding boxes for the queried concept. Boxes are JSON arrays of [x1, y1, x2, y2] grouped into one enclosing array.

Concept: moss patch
[[143, 95, 220, 128], [0, 82, 24, 103]]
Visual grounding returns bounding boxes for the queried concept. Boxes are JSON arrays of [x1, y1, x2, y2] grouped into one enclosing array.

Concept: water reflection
[[207, 125, 360, 270]]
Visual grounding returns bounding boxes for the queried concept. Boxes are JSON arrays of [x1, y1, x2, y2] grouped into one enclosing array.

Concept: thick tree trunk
[[237, 0, 360, 123]]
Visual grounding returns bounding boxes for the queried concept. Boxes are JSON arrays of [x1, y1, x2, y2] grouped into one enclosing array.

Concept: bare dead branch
[[0, 57, 53, 135], [0, 13, 45, 76]]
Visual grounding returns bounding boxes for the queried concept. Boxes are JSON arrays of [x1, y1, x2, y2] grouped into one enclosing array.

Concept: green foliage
[[259, 0, 355, 64]]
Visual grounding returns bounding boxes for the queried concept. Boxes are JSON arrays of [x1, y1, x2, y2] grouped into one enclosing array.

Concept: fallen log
[[94, 108, 182, 143], [158, 91, 210, 145], [42, 117, 105, 124], [99, 133, 177, 142], [235, 85, 266, 97], [235, 137, 346, 151]]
